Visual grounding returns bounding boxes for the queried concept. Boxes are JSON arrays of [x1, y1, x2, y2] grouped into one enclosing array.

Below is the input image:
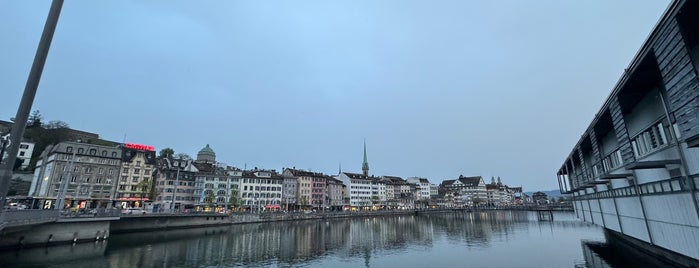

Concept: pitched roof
[[343, 172, 369, 180], [457, 176, 483, 187]]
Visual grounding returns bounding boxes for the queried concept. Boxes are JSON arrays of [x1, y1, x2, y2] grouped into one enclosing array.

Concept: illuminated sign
[[124, 143, 155, 151]]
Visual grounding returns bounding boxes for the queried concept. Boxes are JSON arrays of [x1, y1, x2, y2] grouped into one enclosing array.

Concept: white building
[[407, 177, 432, 200], [1, 133, 35, 170], [440, 175, 487, 206], [336, 172, 373, 208], [240, 170, 283, 211]]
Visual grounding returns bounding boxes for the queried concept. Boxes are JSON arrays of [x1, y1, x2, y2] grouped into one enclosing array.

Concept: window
[[71, 176, 77, 182], [131, 186, 138, 191], [136, 161, 141, 167], [112, 152, 117, 157], [77, 148, 84, 154], [108, 169, 114, 175], [19, 144, 29, 149], [102, 151, 107, 156], [85, 167, 92, 173], [119, 185, 126, 190], [122, 168, 129, 173], [89, 149, 97, 155], [134, 168, 141, 174], [121, 176, 127, 182], [74, 166, 80, 172], [132, 177, 139, 183], [19, 151, 25, 156], [632, 122, 672, 157], [66, 146, 73, 153]]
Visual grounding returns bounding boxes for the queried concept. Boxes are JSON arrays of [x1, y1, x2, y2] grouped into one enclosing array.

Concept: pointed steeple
[[362, 139, 369, 177]]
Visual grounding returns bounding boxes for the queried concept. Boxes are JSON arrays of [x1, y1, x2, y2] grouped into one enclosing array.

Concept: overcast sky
[[1, 0, 671, 191]]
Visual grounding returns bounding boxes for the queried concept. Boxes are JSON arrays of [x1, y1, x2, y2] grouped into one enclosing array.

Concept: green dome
[[199, 144, 215, 154]]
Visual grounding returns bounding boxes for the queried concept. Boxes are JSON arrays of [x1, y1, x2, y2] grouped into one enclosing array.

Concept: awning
[[264, 204, 280, 209]]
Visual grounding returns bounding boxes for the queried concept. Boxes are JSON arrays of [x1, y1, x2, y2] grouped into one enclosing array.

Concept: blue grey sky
[[1, 0, 671, 191]]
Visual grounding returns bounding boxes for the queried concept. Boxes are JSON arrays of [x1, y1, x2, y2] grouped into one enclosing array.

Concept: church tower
[[362, 140, 369, 177]]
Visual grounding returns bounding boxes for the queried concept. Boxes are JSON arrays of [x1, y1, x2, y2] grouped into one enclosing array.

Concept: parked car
[[122, 208, 149, 215]]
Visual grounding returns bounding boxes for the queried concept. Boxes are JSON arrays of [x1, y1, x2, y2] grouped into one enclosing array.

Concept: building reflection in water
[[0, 211, 600, 267], [0, 240, 107, 267]]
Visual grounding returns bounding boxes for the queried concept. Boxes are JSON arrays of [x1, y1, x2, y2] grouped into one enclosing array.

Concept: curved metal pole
[[0, 0, 64, 212]]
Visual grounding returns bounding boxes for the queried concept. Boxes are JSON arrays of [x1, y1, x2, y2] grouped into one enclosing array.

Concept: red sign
[[124, 143, 155, 151]]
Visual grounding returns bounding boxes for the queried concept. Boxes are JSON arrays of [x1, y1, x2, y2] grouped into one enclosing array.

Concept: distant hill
[[525, 189, 568, 198]]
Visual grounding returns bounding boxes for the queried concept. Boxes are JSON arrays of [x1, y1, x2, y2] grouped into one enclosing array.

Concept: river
[[0, 211, 672, 267]]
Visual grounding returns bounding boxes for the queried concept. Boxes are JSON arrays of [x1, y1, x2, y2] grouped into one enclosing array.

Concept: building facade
[[556, 1, 699, 264], [154, 157, 198, 212], [30, 141, 121, 210], [116, 143, 156, 209], [440, 175, 487, 206], [337, 172, 373, 208], [240, 170, 283, 212], [326, 177, 345, 210]]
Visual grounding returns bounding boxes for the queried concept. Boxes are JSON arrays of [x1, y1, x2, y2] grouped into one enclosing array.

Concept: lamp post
[[56, 149, 77, 213], [170, 168, 180, 213], [0, 136, 8, 164]]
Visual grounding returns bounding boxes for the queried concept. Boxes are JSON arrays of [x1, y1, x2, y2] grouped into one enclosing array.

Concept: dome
[[196, 144, 216, 163], [199, 144, 215, 155]]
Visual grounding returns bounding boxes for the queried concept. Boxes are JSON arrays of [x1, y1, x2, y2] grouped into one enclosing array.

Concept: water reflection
[[0, 211, 610, 267], [579, 239, 676, 268]]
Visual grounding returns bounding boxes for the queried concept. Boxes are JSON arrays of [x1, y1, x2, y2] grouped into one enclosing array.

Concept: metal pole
[[0, 0, 64, 212], [170, 168, 179, 213], [0, 138, 8, 164], [56, 149, 77, 212]]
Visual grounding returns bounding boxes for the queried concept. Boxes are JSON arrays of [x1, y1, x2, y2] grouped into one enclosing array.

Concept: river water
[[0, 211, 671, 267]]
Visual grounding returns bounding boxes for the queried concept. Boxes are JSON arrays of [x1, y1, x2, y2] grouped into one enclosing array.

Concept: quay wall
[[0, 208, 563, 248], [0, 217, 114, 249], [111, 214, 233, 234]]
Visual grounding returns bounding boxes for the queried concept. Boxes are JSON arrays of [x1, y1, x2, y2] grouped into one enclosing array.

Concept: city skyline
[[0, 0, 672, 191]]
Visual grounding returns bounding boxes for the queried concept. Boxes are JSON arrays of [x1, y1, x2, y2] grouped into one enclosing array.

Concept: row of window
[[575, 176, 697, 200], [631, 122, 672, 158], [66, 146, 118, 158], [241, 178, 282, 184], [242, 186, 281, 191], [58, 176, 111, 184], [241, 193, 282, 198], [122, 168, 151, 175], [121, 176, 150, 183]]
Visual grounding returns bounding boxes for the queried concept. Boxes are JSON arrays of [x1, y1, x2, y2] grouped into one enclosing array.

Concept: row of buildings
[[19, 137, 525, 212]]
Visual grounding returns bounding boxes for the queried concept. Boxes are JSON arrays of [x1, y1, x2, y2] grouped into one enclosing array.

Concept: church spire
[[362, 139, 369, 177]]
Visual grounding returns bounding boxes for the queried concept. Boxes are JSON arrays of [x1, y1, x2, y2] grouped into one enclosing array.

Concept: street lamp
[[170, 167, 180, 213]]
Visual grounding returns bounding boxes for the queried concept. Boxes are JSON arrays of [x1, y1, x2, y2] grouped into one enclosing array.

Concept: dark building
[[556, 0, 699, 265]]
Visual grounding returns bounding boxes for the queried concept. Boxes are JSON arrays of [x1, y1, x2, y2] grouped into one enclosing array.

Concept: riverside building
[[29, 141, 121, 209], [116, 143, 156, 209], [154, 157, 198, 212], [556, 0, 699, 265]]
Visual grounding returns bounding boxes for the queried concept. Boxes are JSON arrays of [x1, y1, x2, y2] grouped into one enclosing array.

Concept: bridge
[[449, 204, 574, 212]]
